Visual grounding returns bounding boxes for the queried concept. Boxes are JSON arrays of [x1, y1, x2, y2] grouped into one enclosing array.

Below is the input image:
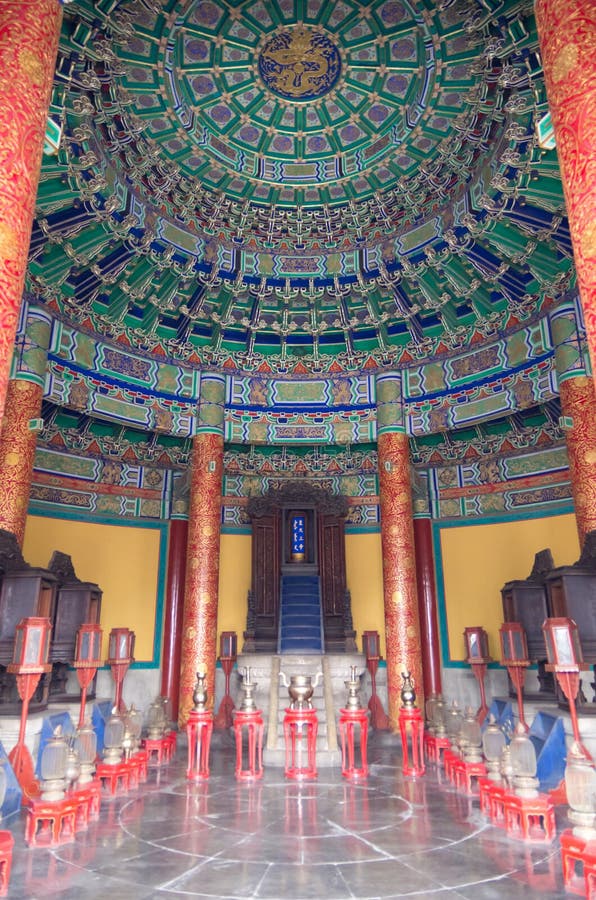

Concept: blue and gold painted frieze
[[30, 448, 172, 520]]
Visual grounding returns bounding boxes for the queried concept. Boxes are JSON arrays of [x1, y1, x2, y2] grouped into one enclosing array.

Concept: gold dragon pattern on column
[[0, 1, 62, 423], [559, 376, 596, 545], [0, 380, 43, 545], [377, 372, 423, 729], [535, 0, 596, 388], [178, 374, 225, 728], [0, 305, 51, 545]]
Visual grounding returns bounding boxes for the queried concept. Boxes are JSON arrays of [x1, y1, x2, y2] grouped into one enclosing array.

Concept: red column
[[0, 379, 44, 545], [0, 1, 62, 423], [378, 430, 424, 729], [413, 516, 442, 698], [178, 431, 224, 727], [558, 376, 596, 545], [160, 518, 188, 722], [535, 0, 596, 388]]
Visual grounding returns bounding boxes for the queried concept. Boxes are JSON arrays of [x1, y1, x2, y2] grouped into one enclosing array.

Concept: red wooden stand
[[561, 829, 596, 897], [443, 747, 460, 783], [186, 709, 213, 780], [338, 708, 369, 779], [166, 729, 177, 757], [0, 831, 13, 896], [233, 708, 264, 780], [25, 796, 78, 847], [132, 748, 149, 782], [478, 776, 507, 827], [452, 758, 487, 795], [142, 734, 173, 766], [95, 761, 132, 796], [68, 780, 102, 829], [398, 706, 425, 777], [504, 791, 556, 843], [423, 732, 450, 766], [283, 707, 318, 780]]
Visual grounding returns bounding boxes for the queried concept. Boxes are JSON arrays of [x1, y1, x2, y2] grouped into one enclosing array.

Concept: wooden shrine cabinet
[[546, 530, 596, 667], [501, 549, 555, 698], [243, 482, 356, 653], [0, 529, 57, 711], [246, 513, 281, 652], [48, 551, 102, 699]]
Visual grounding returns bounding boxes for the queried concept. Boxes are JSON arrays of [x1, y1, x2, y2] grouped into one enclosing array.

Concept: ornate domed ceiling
[[28, 0, 573, 375]]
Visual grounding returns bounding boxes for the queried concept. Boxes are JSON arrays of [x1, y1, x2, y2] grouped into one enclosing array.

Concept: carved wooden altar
[[243, 483, 356, 653], [501, 548, 556, 698], [48, 551, 102, 700], [0, 529, 57, 711]]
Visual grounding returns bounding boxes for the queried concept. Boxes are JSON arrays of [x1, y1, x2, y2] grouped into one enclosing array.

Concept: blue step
[[279, 574, 323, 653], [281, 639, 323, 652]]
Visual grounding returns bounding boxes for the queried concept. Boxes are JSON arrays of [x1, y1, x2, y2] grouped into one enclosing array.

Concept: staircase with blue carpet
[[278, 574, 323, 654]]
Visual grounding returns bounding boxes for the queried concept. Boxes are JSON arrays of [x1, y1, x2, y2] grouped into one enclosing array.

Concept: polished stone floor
[[4, 734, 568, 899]]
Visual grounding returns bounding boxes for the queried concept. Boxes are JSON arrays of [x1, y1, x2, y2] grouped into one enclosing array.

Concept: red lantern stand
[[541, 618, 595, 888], [363, 631, 389, 730], [233, 708, 264, 781], [338, 707, 369, 779], [107, 627, 135, 712], [283, 707, 318, 780], [69, 629, 104, 825], [214, 631, 237, 730], [499, 622, 530, 731], [463, 626, 492, 724], [8, 617, 53, 799], [186, 709, 213, 780], [72, 623, 103, 728]]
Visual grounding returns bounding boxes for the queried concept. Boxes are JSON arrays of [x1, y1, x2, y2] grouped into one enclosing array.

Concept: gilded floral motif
[[378, 431, 423, 727], [178, 432, 224, 727], [0, 2, 62, 422], [559, 376, 596, 541], [535, 0, 596, 387]]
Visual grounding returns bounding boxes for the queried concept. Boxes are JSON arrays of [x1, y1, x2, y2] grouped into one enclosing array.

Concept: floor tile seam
[[440, 838, 561, 865], [320, 817, 398, 858], [339, 851, 452, 894], [333, 860, 370, 900], [153, 845, 242, 893], [394, 853, 525, 895], [250, 860, 276, 899]]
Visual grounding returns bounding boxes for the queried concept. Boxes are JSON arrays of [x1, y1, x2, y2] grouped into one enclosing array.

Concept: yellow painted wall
[[439, 513, 580, 662], [23, 515, 161, 662], [217, 533, 251, 643], [346, 531, 385, 657]]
